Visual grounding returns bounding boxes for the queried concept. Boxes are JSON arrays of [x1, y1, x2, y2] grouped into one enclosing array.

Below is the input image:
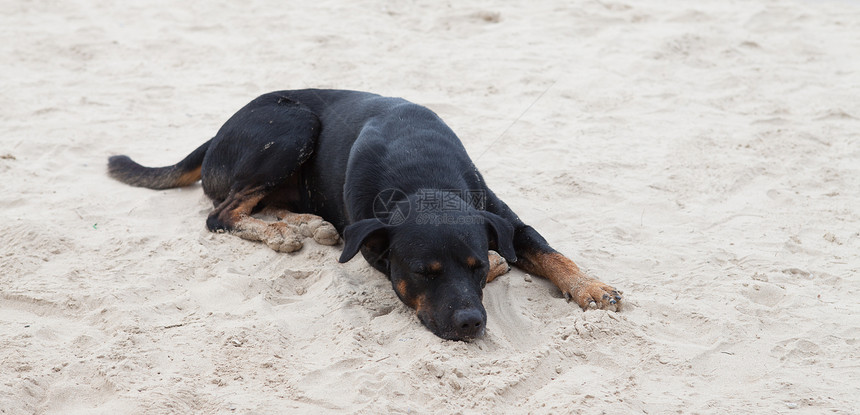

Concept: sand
[[2, 0, 859, 413]]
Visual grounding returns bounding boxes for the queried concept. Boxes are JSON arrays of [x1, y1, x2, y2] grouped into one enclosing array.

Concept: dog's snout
[[452, 308, 485, 339]]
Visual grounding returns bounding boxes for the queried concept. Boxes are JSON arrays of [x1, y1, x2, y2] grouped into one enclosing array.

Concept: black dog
[[108, 89, 622, 341]]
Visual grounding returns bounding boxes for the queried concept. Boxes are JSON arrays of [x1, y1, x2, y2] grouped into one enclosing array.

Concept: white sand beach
[[2, 0, 859, 413]]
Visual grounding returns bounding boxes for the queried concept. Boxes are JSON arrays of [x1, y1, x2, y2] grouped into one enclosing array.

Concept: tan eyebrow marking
[[427, 261, 443, 273], [466, 256, 478, 268]]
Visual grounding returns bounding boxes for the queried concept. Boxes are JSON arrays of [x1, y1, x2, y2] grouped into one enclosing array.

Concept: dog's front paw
[[298, 219, 339, 246], [486, 250, 511, 283], [312, 220, 340, 246], [564, 278, 622, 311], [263, 223, 304, 253]]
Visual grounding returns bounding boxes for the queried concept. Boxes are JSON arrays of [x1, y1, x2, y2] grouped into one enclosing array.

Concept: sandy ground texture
[[2, 0, 859, 413]]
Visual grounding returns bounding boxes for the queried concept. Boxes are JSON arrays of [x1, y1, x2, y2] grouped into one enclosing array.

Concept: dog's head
[[338, 193, 516, 341]]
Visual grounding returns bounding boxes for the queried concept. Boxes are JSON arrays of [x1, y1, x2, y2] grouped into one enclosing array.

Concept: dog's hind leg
[[259, 206, 339, 246], [206, 186, 307, 252], [199, 94, 339, 252]]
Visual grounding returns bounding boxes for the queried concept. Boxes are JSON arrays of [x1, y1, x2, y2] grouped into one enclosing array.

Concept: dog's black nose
[[452, 309, 485, 339]]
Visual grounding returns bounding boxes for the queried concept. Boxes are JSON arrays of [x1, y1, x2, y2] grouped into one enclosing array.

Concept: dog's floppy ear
[[480, 211, 517, 263], [338, 218, 389, 263]]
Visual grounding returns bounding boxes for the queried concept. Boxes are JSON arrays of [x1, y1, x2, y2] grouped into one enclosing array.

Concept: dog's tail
[[107, 139, 211, 190]]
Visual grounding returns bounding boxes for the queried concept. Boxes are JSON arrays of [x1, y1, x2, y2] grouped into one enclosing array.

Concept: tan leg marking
[[517, 251, 621, 311], [211, 188, 303, 252]]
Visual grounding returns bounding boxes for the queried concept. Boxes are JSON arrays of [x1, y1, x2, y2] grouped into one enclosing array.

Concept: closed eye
[[412, 261, 443, 278], [411, 266, 441, 279], [415, 271, 439, 280]]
